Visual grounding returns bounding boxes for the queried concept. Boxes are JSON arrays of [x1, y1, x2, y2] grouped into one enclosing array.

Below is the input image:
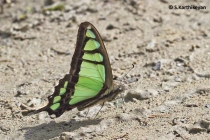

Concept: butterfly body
[[35, 22, 123, 117]]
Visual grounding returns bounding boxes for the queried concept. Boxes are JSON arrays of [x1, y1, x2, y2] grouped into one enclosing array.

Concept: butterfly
[[33, 22, 124, 117]]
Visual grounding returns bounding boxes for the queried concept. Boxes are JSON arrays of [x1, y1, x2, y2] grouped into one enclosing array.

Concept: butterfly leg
[[85, 108, 90, 118], [94, 102, 105, 119]]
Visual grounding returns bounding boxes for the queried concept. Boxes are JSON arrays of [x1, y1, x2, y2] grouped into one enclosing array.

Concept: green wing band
[[69, 84, 100, 105], [53, 96, 61, 103], [86, 29, 95, 38], [50, 103, 60, 111], [77, 76, 103, 91], [82, 53, 103, 62], [80, 62, 105, 82], [59, 81, 68, 95], [84, 39, 100, 50], [50, 81, 69, 110]]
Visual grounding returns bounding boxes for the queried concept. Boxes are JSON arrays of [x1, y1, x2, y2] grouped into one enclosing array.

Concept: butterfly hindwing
[[36, 22, 114, 117]]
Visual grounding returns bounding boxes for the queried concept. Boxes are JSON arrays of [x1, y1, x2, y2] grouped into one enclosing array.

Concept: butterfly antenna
[[119, 64, 135, 83], [85, 108, 90, 118]]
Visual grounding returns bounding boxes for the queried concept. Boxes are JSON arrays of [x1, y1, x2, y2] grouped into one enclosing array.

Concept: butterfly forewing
[[35, 22, 113, 117]]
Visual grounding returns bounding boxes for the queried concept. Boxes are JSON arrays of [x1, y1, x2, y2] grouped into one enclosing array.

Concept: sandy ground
[[0, 0, 210, 140]]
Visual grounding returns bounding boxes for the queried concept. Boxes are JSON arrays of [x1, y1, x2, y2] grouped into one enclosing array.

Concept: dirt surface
[[0, 0, 210, 140]]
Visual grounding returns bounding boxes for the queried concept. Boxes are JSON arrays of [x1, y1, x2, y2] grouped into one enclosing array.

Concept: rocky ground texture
[[0, 0, 210, 140]]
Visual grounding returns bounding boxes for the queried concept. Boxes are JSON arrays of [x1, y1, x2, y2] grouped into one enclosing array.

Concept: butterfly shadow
[[21, 118, 102, 140]]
